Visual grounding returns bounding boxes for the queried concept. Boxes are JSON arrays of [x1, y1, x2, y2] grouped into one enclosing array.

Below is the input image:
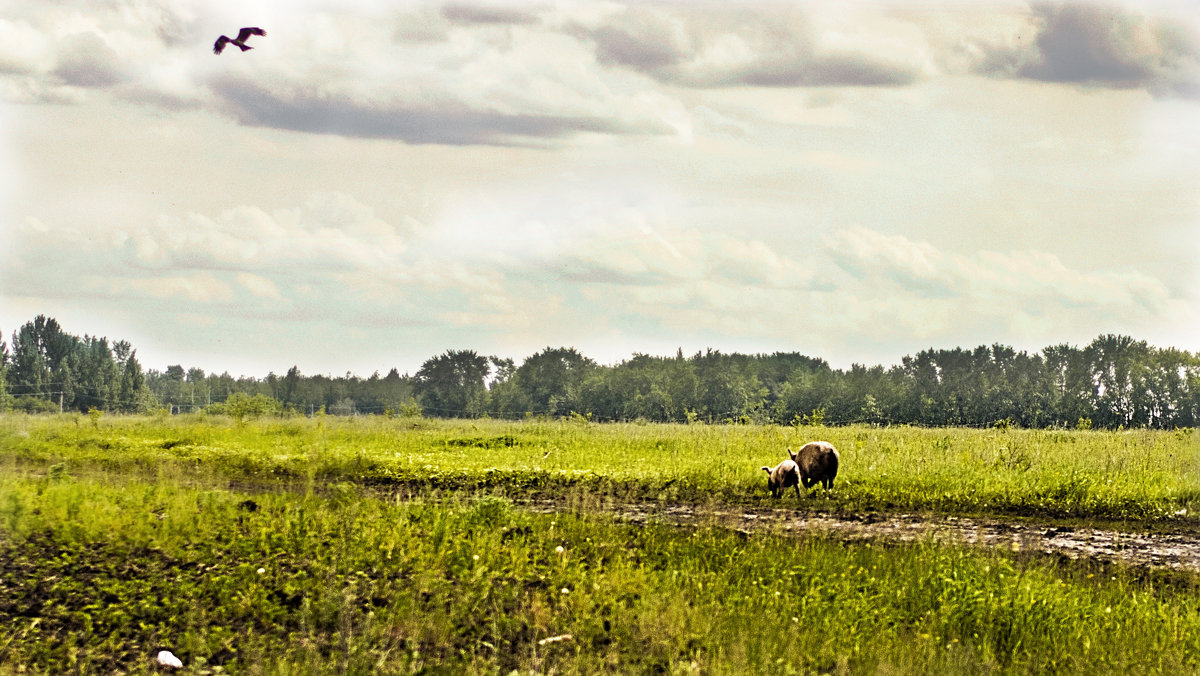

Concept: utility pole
[[59, 392, 63, 414]]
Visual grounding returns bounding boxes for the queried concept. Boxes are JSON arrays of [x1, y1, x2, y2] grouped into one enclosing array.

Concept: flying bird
[[213, 27, 266, 55]]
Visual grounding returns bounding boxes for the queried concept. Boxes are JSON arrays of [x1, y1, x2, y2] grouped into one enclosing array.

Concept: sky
[[2, 0, 1199, 378]]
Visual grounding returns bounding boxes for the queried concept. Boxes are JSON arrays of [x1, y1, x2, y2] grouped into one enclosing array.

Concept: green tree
[[1085, 335, 1150, 427], [8, 316, 80, 408], [279, 366, 303, 409], [692, 350, 766, 422], [8, 322, 50, 399], [159, 364, 186, 410], [116, 347, 151, 413], [355, 368, 416, 416], [1043, 343, 1092, 426], [608, 354, 674, 421], [414, 350, 491, 417], [186, 367, 209, 410], [77, 337, 118, 411], [513, 347, 595, 417], [842, 363, 894, 424], [757, 352, 829, 416]]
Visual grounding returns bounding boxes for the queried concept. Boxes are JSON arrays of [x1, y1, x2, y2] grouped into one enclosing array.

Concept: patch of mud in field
[[519, 499, 1200, 572]]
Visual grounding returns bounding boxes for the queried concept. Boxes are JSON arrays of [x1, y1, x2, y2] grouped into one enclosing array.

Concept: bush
[[795, 407, 827, 427], [329, 397, 356, 416], [204, 393, 281, 423], [398, 398, 422, 418], [12, 397, 58, 414]]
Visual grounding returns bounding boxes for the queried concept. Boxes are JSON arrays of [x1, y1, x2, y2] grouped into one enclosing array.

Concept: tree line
[[2, 315, 1198, 428], [1, 316, 153, 413], [405, 338, 1200, 429]]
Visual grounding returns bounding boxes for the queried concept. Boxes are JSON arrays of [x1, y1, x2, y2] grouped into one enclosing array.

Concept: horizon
[[3, 1, 1199, 380]]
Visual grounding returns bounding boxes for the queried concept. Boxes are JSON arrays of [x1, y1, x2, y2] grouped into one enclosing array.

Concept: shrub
[[205, 392, 281, 423]]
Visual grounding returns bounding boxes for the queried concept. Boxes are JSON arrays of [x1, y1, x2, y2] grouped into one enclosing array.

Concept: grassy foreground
[[1, 414, 1197, 523], [2, 414, 1200, 673], [3, 473, 1200, 674]]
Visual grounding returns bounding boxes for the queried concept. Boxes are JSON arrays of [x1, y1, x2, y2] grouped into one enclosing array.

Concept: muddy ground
[[517, 498, 1200, 572]]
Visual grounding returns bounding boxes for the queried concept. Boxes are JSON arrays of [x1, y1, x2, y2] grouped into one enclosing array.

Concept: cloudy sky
[[2, 0, 1199, 377]]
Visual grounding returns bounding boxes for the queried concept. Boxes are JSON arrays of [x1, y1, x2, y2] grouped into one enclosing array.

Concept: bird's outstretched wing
[[236, 27, 266, 41], [213, 35, 231, 54]]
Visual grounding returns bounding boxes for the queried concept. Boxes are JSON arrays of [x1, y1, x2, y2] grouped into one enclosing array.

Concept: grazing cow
[[762, 450, 802, 498], [791, 441, 839, 490]]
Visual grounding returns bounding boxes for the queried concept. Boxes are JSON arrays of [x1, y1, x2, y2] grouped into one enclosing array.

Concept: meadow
[[3, 414, 1197, 522], [2, 414, 1200, 674]]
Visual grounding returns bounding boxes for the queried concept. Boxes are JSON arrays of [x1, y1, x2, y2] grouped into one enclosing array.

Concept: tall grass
[[2, 414, 1197, 523], [3, 472, 1200, 674]]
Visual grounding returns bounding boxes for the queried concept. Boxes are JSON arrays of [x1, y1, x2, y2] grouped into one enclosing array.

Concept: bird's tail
[[238, 44, 253, 51]]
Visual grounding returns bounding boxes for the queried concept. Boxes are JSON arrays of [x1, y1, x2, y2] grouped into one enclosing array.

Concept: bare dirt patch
[[518, 498, 1200, 572]]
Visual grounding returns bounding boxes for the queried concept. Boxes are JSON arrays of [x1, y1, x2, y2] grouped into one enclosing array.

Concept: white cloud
[[119, 192, 411, 271], [208, 20, 691, 144], [53, 31, 125, 87], [0, 18, 54, 75], [959, 3, 1200, 97], [91, 273, 235, 303], [0, 1, 693, 143], [547, 223, 1190, 363], [559, 226, 822, 291], [4, 2, 1196, 147], [237, 271, 282, 299], [822, 226, 1188, 342], [2, 192, 426, 322], [570, 4, 925, 88], [830, 226, 942, 282]]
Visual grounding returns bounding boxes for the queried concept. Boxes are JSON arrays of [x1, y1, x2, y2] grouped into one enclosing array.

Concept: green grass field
[[2, 414, 1199, 673], [3, 414, 1197, 522]]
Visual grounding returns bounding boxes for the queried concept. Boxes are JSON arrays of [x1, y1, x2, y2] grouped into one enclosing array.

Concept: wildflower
[[555, 546, 565, 554], [473, 555, 479, 561], [561, 587, 570, 594], [257, 567, 265, 574]]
